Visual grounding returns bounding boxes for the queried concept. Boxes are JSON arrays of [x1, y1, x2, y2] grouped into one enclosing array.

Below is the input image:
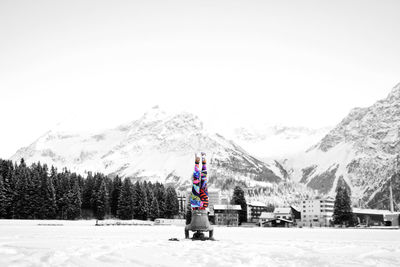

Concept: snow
[[284, 142, 359, 197], [1, 220, 400, 267], [228, 125, 331, 160], [248, 201, 268, 207], [10, 108, 279, 187], [352, 208, 396, 216], [273, 207, 291, 214]]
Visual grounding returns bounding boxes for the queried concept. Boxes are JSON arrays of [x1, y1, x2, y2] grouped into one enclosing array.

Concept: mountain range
[[10, 83, 400, 207], [283, 83, 400, 207], [11, 106, 313, 204]]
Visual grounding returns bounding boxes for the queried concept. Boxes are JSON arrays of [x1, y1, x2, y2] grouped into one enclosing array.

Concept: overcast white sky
[[1, 0, 400, 158]]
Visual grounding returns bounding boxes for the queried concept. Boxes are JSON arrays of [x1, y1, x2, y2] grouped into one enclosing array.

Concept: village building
[[274, 207, 293, 221], [207, 188, 222, 215], [290, 206, 302, 225], [259, 212, 275, 226], [301, 197, 334, 227], [258, 207, 295, 227], [353, 208, 400, 227], [213, 205, 241, 226], [247, 201, 274, 223]]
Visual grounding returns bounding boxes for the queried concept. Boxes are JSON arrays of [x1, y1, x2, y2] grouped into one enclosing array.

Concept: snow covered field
[[0, 220, 399, 267]]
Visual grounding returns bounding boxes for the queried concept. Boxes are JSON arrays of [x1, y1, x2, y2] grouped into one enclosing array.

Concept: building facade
[[353, 208, 400, 227], [247, 201, 274, 223], [258, 208, 295, 227], [214, 205, 241, 226], [301, 197, 334, 227], [208, 189, 222, 215]]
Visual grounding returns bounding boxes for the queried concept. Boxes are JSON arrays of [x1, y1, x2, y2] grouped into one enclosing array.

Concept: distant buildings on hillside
[[180, 189, 399, 228]]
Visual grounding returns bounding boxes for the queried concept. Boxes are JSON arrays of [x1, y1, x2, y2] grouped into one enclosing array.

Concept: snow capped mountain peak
[[387, 82, 400, 101], [11, 106, 298, 203], [230, 124, 331, 160], [285, 82, 400, 206], [140, 105, 168, 123]]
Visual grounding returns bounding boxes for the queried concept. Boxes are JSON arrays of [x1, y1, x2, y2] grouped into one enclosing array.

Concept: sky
[[1, 0, 400, 158]]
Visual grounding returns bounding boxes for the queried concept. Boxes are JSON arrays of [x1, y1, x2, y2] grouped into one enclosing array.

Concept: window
[[303, 210, 306, 213]]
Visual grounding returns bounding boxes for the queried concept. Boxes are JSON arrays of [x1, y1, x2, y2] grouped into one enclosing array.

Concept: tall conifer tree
[[110, 176, 122, 217], [164, 187, 179, 219], [14, 159, 31, 219], [0, 175, 6, 218], [39, 164, 57, 219], [0, 160, 15, 218], [95, 178, 109, 220], [333, 186, 357, 226], [231, 186, 247, 224], [117, 178, 134, 220], [65, 178, 82, 220], [133, 181, 148, 220]]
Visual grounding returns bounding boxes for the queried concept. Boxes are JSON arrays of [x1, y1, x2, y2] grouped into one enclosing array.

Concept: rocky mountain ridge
[[284, 83, 400, 206], [11, 106, 313, 205]]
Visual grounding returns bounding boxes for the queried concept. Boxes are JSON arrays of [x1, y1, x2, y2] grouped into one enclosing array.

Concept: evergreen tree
[[145, 181, 156, 219], [333, 186, 357, 226], [0, 160, 15, 218], [231, 186, 247, 224], [14, 159, 31, 219], [91, 173, 102, 216], [55, 169, 71, 219], [164, 186, 179, 219], [105, 176, 113, 214], [29, 163, 45, 219], [154, 182, 166, 218], [41, 165, 57, 219], [117, 178, 134, 219], [133, 181, 149, 220], [0, 175, 6, 218], [110, 176, 122, 217], [148, 191, 159, 220], [95, 177, 109, 220], [64, 178, 82, 220], [82, 172, 95, 211], [29, 163, 56, 219]]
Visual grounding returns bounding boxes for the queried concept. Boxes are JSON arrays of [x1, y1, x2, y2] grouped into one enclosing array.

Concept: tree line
[[0, 158, 180, 220]]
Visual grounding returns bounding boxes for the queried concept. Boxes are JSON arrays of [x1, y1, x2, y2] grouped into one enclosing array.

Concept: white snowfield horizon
[[0, 220, 399, 267]]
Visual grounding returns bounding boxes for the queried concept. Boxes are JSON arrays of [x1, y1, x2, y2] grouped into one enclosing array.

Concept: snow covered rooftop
[[248, 201, 268, 207], [214, 205, 242, 211], [352, 208, 395, 216], [273, 207, 292, 214], [260, 212, 275, 219]]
